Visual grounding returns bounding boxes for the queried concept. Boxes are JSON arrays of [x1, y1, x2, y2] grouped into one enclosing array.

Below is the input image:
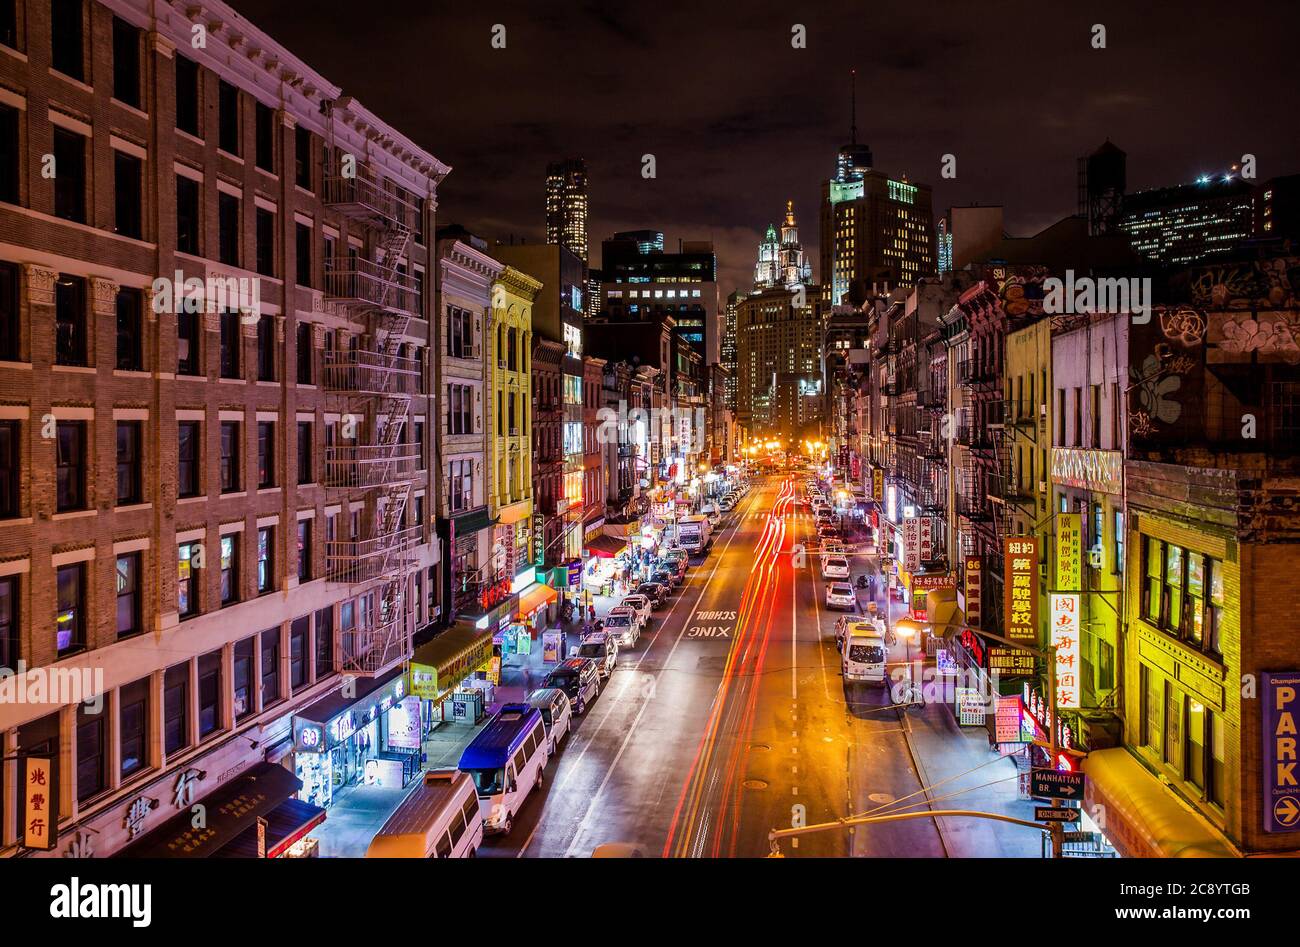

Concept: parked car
[[650, 567, 676, 590], [574, 631, 618, 678], [822, 540, 846, 558], [527, 687, 573, 754], [821, 555, 851, 580], [543, 658, 601, 714], [818, 524, 840, 541], [825, 581, 857, 610], [604, 607, 641, 649], [636, 582, 669, 608], [621, 594, 652, 627]]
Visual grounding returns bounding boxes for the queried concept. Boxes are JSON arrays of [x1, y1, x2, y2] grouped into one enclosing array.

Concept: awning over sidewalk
[[1082, 748, 1238, 858], [410, 626, 495, 702], [451, 506, 497, 537], [516, 583, 557, 618], [586, 534, 628, 558], [117, 762, 301, 858], [212, 797, 327, 858]]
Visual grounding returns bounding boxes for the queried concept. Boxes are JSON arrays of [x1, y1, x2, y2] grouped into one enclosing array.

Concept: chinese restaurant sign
[[1056, 512, 1082, 592], [1050, 593, 1081, 710], [1003, 537, 1039, 643], [964, 555, 982, 629], [1263, 672, 1300, 833]]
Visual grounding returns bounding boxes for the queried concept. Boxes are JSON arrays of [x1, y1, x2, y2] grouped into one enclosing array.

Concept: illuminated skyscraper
[[754, 201, 813, 290], [1119, 171, 1254, 266], [545, 158, 589, 264]]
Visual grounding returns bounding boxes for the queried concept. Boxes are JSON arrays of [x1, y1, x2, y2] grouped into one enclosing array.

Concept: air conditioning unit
[[1089, 545, 1104, 569], [1038, 481, 1048, 494]]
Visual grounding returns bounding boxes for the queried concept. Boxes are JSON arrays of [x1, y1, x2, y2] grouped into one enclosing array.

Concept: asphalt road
[[479, 475, 948, 858]]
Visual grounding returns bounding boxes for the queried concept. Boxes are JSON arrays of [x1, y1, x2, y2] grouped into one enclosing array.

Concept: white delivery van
[[841, 619, 888, 686], [365, 769, 483, 858], [677, 514, 712, 556]]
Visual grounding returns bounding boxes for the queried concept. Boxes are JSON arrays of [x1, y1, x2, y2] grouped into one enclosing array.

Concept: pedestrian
[[589, 603, 597, 623]]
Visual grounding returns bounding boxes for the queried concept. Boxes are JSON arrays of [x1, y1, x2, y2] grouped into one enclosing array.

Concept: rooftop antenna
[[850, 69, 857, 145]]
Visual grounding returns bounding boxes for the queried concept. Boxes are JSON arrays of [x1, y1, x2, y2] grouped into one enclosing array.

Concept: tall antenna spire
[[850, 69, 857, 145]]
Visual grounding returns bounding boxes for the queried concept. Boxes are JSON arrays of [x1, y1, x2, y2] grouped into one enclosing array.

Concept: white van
[[527, 687, 573, 755], [365, 769, 483, 858], [458, 704, 549, 836], [841, 619, 888, 685]]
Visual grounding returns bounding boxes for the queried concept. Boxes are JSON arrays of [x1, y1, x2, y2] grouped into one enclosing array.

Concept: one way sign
[[1031, 769, 1085, 800]]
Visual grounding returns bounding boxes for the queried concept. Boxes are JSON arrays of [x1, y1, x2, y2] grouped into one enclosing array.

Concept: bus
[[457, 704, 548, 836]]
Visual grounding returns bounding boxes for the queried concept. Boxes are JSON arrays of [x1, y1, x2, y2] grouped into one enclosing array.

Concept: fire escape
[[321, 148, 421, 675]]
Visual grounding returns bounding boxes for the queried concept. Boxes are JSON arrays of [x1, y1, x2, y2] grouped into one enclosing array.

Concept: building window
[[449, 384, 473, 435], [290, 616, 308, 690], [294, 125, 312, 190], [177, 420, 200, 498], [177, 541, 199, 619], [297, 421, 312, 484], [218, 192, 240, 266], [50, 0, 83, 81], [119, 677, 149, 778], [219, 421, 240, 492], [55, 420, 86, 511], [115, 420, 142, 505], [0, 1, 16, 50], [218, 79, 240, 155], [52, 127, 86, 222], [115, 552, 141, 637], [0, 574, 18, 669], [197, 650, 222, 738], [163, 662, 190, 755], [255, 101, 275, 173], [233, 637, 253, 722], [175, 55, 200, 136], [255, 207, 275, 277], [177, 306, 200, 375], [297, 518, 311, 581], [261, 627, 280, 707], [76, 700, 105, 803], [54, 274, 86, 366], [55, 562, 84, 655], [0, 419, 19, 518], [314, 607, 333, 676], [0, 104, 15, 208], [116, 286, 144, 370], [176, 174, 200, 255], [257, 526, 274, 593], [113, 150, 143, 240], [295, 222, 312, 286], [1113, 510, 1124, 575], [220, 534, 238, 605], [449, 458, 472, 513], [257, 421, 275, 488], [296, 322, 313, 383], [111, 16, 140, 108], [220, 308, 240, 378], [256, 314, 276, 381]]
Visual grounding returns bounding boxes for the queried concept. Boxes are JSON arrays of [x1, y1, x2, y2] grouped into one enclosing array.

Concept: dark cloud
[[234, 0, 1300, 297]]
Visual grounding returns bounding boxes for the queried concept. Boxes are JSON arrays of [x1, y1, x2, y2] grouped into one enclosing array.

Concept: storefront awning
[[586, 535, 628, 558], [213, 797, 327, 858], [516, 582, 558, 619], [1082, 748, 1238, 858], [451, 506, 497, 537], [117, 763, 301, 858], [410, 626, 495, 703]]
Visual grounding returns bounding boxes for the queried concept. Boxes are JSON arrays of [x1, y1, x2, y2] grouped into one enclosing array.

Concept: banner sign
[[1057, 512, 1082, 592], [964, 555, 983, 629], [903, 517, 921, 571], [989, 646, 1036, 678], [22, 756, 57, 851], [1004, 537, 1040, 643], [1263, 672, 1300, 833], [872, 468, 884, 502], [1050, 593, 1081, 710], [919, 517, 934, 563]]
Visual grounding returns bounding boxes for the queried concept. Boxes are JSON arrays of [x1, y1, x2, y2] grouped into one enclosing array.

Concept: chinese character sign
[[872, 468, 884, 502], [903, 517, 921, 571], [1003, 537, 1039, 643], [964, 555, 982, 629], [919, 517, 934, 563], [1057, 512, 1082, 592], [1051, 593, 1081, 710], [23, 756, 57, 851]]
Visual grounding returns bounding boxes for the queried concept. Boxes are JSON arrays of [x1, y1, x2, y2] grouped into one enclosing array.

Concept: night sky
[[233, 0, 1300, 294]]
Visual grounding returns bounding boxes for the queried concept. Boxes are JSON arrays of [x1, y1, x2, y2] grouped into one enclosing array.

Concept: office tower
[[735, 287, 824, 439], [545, 159, 589, 264], [754, 201, 813, 290], [1119, 170, 1254, 265]]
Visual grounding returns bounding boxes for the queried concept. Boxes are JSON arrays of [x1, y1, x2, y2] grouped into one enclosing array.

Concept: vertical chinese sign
[[1003, 537, 1039, 643], [1056, 512, 1081, 592], [903, 517, 920, 571], [1050, 593, 1081, 710], [964, 555, 983, 629], [23, 755, 57, 851], [871, 467, 884, 503], [919, 517, 934, 564]]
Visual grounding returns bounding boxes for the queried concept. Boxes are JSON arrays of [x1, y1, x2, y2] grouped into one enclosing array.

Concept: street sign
[[1031, 768, 1085, 800], [1035, 806, 1081, 823], [1062, 831, 1098, 844]]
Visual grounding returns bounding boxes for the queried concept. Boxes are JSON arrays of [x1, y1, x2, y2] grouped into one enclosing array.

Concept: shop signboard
[[955, 687, 987, 726], [919, 517, 934, 563], [963, 555, 983, 629], [533, 512, 546, 567], [1263, 672, 1300, 833], [1050, 593, 1081, 710], [542, 631, 562, 663], [994, 695, 1030, 745], [387, 696, 422, 750], [487, 656, 501, 686], [1056, 512, 1082, 592], [1003, 537, 1039, 644], [567, 559, 582, 588], [408, 663, 438, 700], [989, 646, 1036, 678], [872, 467, 884, 502], [22, 756, 57, 851], [902, 517, 920, 571]]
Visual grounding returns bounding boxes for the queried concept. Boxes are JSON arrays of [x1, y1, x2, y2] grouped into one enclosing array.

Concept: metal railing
[[325, 525, 423, 586], [323, 162, 418, 231], [324, 444, 421, 489], [324, 258, 418, 314]]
